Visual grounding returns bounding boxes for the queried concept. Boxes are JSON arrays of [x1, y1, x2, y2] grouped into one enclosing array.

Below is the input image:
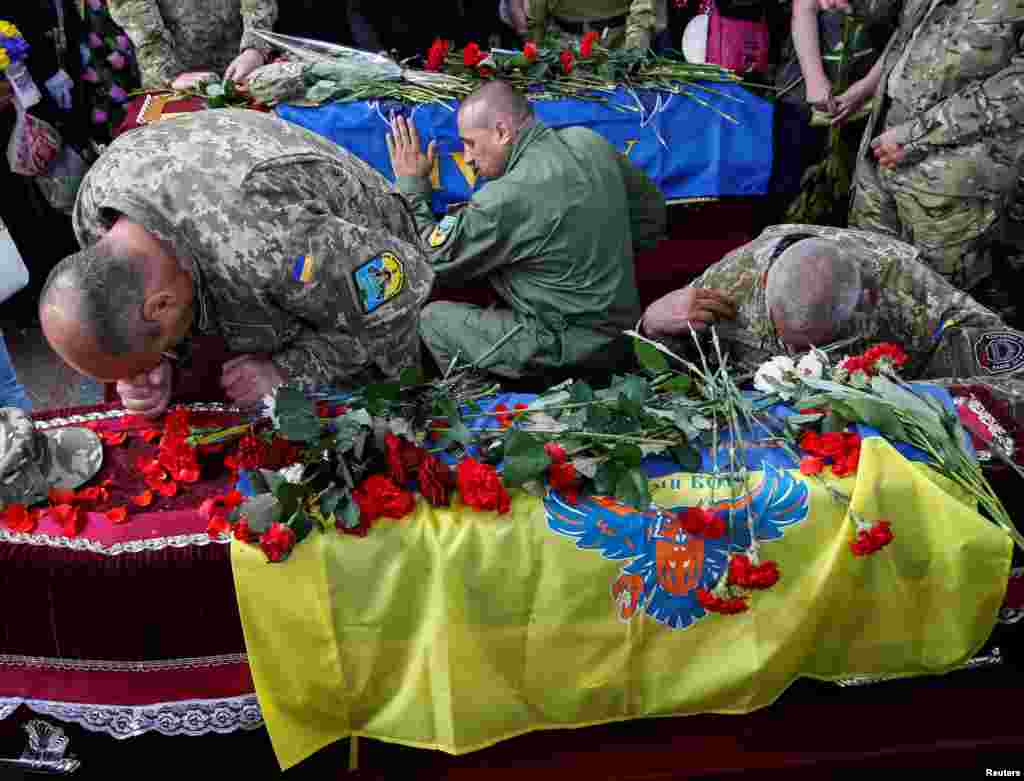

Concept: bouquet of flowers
[[245, 28, 756, 122], [0, 21, 29, 74]]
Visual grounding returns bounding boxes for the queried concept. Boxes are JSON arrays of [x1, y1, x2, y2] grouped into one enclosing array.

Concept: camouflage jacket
[[849, 0, 1024, 198], [527, 0, 657, 50], [686, 224, 1024, 381], [108, 0, 277, 88], [74, 109, 433, 389], [396, 121, 664, 369]]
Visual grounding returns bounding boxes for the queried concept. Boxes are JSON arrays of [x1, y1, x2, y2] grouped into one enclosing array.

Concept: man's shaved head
[[456, 81, 536, 180], [765, 238, 863, 349], [457, 80, 534, 131]]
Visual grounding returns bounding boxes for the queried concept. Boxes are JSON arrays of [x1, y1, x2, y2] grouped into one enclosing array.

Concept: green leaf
[[366, 381, 402, 415], [502, 430, 551, 486], [569, 381, 595, 406], [287, 507, 314, 545], [833, 398, 909, 441], [319, 486, 347, 517], [334, 409, 372, 455], [670, 444, 702, 472], [634, 337, 669, 376], [339, 495, 362, 530], [660, 375, 692, 394], [275, 396, 321, 444], [615, 374, 650, 404], [614, 467, 651, 510], [272, 481, 307, 519], [611, 443, 643, 469], [527, 61, 550, 80], [399, 366, 424, 387], [446, 418, 473, 446], [593, 461, 623, 495]]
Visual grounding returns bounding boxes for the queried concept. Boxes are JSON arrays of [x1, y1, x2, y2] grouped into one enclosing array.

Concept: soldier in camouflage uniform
[[39, 109, 433, 416], [822, 0, 1024, 294], [388, 81, 665, 380], [641, 224, 1024, 384], [108, 0, 277, 89], [526, 0, 660, 50]]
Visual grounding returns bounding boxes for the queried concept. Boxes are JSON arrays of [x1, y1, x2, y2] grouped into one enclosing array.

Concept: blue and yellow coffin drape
[[232, 429, 1011, 770], [276, 83, 773, 215]]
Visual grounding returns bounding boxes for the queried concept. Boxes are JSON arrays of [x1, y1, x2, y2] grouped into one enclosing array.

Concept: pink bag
[[705, 0, 769, 74]]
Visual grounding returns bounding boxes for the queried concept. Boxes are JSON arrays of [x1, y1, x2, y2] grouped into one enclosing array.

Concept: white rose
[[753, 356, 797, 399], [278, 463, 305, 484], [796, 353, 825, 380]]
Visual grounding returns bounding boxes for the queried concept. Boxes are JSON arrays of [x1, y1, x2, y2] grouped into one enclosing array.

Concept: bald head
[[39, 221, 195, 381], [765, 238, 863, 348], [457, 80, 534, 133]]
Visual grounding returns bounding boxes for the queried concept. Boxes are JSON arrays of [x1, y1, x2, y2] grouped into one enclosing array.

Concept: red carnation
[[426, 38, 449, 71], [696, 588, 749, 615], [260, 522, 297, 563], [703, 512, 727, 539], [233, 517, 258, 544], [50, 504, 84, 538], [549, 461, 579, 504], [559, 49, 574, 74], [463, 42, 483, 67], [580, 30, 599, 58], [206, 514, 231, 539], [851, 520, 895, 556], [544, 441, 567, 463], [3, 503, 35, 534], [353, 474, 416, 524], [863, 342, 908, 372], [457, 458, 511, 514], [418, 453, 454, 508], [727, 554, 752, 587], [523, 40, 538, 62], [800, 455, 825, 475]]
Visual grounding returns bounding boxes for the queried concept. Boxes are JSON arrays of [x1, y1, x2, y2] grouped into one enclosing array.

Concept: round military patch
[[353, 252, 405, 314], [974, 330, 1024, 375]]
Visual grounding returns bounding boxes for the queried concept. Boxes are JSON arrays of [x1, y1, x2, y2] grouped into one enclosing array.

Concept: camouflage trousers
[[850, 156, 1002, 292], [419, 301, 630, 379]]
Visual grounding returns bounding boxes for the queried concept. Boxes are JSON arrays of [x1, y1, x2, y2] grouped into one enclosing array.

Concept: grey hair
[[765, 238, 862, 337], [457, 80, 535, 131], [39, 242, 160, 355]]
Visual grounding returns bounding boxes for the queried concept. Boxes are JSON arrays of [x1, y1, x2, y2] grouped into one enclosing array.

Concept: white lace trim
[[33, 403, 240, 431], [0, 653, 247, 673], [0, 695, 263, 739], [0, 528, 231, 556]]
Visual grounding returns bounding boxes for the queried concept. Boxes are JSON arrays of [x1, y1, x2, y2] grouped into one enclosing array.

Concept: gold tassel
[[348, 735, 360, 773]]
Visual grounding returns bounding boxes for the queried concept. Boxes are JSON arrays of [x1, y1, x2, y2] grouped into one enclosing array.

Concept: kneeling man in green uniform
[[387, 80, 666, 379]]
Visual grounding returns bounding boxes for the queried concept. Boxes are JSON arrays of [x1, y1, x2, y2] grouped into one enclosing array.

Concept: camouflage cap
[[0, 408, 103, 508]]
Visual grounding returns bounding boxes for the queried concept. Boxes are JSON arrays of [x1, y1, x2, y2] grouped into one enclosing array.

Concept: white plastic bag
[[0, 217, 30, 305]]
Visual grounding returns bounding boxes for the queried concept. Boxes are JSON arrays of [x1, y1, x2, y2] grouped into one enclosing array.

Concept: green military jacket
[[74, 109, 433, 389], [396, 120, 665, 371], [527, 0, 658, 50], [687, 224, 1024, 381], [848, 0, 1024, 198], [108, 0, 277, 88]]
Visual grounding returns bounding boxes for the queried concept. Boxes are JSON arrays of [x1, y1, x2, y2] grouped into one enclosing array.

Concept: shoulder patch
[[353, 252, 405, 313], [428, 215, 457, 248], [975, 330, 1024, 375]]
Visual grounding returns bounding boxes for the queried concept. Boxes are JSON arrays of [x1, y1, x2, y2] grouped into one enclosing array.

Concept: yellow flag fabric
[[232, 437, 1012, 771]]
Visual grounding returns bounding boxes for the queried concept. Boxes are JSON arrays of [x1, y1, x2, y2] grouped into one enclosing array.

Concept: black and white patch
[[975, 330, 1024, 375]]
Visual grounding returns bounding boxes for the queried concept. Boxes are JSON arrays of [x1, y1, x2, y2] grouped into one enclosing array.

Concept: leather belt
[[553, 13, 627, 34]]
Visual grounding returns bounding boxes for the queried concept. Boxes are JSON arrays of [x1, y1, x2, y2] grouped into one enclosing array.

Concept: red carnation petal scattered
[[223, 490, 244, 510], [51, 504, 84, 537], [101, 431, 128, 446], [132, 490, 154, 507], [176, 467, 201, 483], [106, 506, 129, 524], [207, 514, 231, 539], [3, 503, 35, 534], [140, 429, 162, 443]]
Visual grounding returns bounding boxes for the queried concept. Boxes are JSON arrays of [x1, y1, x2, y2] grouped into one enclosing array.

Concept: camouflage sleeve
[[394, 174, 519, 283], [107, 0, 184, 88], [625, 0, 656, 50], [879, 252, 1010, 378], [527, 0, 550, 46], [688, 243, 760, 300], [899, 30, 1024, 156], [239, 0, 277, 56], [617, 153, 666, 252]]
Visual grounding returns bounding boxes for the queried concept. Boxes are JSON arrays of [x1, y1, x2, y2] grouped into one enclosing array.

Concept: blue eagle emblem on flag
[[543, 464, 809, 630]]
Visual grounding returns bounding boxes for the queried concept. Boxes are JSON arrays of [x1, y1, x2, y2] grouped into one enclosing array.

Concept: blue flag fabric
[[276, 83, 773, 213]]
